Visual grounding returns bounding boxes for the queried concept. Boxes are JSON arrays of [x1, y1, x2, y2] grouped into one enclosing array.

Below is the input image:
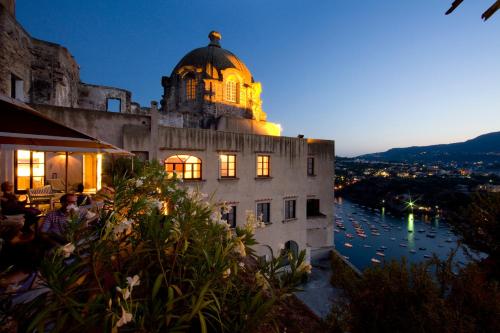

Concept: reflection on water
[[407, 213, 415, 248], [335, 197, 483, 271]]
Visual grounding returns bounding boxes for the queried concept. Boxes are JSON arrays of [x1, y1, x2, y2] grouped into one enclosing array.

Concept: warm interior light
[[17, 164, 30, 177], [17, 150, 30, 163], [96, 154, 102, 191]]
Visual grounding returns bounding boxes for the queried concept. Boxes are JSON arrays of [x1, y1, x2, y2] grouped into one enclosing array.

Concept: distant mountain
[[359, 132, 500, 163]]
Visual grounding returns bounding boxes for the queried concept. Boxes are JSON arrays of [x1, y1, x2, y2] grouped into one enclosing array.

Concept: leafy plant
[[8, 161, 308, 332]]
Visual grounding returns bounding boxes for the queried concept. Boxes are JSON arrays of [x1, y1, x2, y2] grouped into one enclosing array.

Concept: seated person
[[0, 214, 24, 240], [40, 193, 86, 247], [0, 181, 40, 232], [75, 183, 92, 207]]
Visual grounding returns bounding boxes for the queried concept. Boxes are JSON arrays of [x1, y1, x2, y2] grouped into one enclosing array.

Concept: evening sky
[[16, 0, 500, 156]]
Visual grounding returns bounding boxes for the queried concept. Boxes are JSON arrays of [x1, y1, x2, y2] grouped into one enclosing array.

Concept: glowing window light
[[225, 80, 238, 103], [220, 154, 236, 178], [97, 154, 102, 191], [185, 78, 197, 101], [165, 155, 202, 179], [257, 155, 270, 177], [17, 150, 30, 163], [16, 150, 45, 191]]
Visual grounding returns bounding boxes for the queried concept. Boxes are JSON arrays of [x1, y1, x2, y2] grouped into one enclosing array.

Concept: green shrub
[[10, 162, 308, 332], [328, 252, 500, 333]]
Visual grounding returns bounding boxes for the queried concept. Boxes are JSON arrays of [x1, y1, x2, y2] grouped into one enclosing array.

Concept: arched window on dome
[[165, 155, 202, 180], [225, 79, 239, 103], [184, 74, 197, 101]]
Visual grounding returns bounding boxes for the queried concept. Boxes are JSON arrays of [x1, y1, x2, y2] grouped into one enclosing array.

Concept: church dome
[[171, 31, 253, 82]]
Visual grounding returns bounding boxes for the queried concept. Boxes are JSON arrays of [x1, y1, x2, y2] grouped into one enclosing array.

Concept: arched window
[[184, 75, 197, 101], [225, 79, 238, 103], [165, 155, 202, 180]]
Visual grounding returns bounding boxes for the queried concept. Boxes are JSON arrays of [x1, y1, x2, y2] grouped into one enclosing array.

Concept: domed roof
[[171, 31, 253, 82]]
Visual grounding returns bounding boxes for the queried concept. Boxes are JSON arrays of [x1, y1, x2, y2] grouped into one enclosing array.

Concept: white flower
[[220, 202, 231, 214], [61, 243, 75, 258], [151, 199, 163, 211], [238, 262, 245, 268], [244, 210, 257, 233], [222, 268, 231, 279], [113, 219, 133, 235], [298, 262, 313, 274], [234, 238, 246, 257], [127, 275, 140, 288], [211, 211, 222, 223], [116, 286, 130, 300], [85, 211, 96, 220], [135, 179, 143, 187], [116, 306, 133, 327]]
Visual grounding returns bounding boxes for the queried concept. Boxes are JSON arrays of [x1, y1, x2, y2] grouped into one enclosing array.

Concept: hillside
[[359, 132, 500, 163]]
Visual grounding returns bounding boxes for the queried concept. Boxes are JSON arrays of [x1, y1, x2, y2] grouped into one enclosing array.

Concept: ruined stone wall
[[78, 83, 132, 113], [30, 38, 80, 107], [0, 5, 32, 100], [0, 4, 140, 113], [0, 5, 80, 107], [32, 104, 151, 148]]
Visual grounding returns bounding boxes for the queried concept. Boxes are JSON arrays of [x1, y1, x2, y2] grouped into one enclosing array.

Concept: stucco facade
[[0, 1, 335, 261]]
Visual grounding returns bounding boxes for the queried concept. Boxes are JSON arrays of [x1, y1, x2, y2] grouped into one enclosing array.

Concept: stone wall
[[306, 139, 335, 248], [0, 4, 141, 113], [78, 83, 132, 113], [122, 124, 335, 257], [32, 104, 151, 148], [0, 4, 32, 100], [30, 38, 80, 107]]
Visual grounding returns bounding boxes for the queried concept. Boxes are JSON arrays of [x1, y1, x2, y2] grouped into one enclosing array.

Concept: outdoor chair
[[27, 185, 54, 210]]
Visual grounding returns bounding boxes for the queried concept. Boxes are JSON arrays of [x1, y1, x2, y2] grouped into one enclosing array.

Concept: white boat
[[344, 242, 353, 248], [371, 258, 381, 264], [363, 244, 372, 248], [409, 249, 416, 254], [376, 252, 385, 257], [399, 243, 407, 247]]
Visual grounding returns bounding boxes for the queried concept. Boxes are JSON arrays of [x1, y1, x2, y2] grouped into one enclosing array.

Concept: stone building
[[0, 0, 335, 261]]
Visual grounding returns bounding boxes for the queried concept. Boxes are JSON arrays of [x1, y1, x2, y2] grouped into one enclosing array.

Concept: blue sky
[[16, 0, 500, 156]]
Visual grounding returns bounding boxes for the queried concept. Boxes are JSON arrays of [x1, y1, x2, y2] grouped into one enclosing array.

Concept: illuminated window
[[284, 199, 296, 220], [165, 155, 202, 180], [221, 205, 237, 228], [15, 150, 45, 192], [185, 76, 197, 101], [256, 155, 270, 177], [225, 79, 238, 103], [257, 202, 271, 224], [307, 157, 315, 176], [220, 154, 236, 178]]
